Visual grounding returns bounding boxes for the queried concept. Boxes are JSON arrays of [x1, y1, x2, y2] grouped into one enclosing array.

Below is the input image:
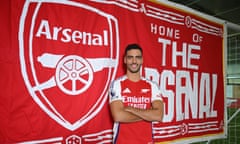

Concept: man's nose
[[132, 57, 137, 63]]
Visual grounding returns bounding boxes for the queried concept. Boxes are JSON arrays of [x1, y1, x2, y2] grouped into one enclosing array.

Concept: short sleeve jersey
[[109, 75, 162, 144]]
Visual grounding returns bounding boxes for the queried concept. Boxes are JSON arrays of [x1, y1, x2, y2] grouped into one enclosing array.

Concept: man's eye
[[136, 56, 142, 59], [127, 56, 133, 59]]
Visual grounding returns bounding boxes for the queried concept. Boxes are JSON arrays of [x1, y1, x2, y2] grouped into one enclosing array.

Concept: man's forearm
[[125, 101, 164, 122], [115, 108, 143, 122], [110, 101, 143, 123], [125, 107, 160, 121]]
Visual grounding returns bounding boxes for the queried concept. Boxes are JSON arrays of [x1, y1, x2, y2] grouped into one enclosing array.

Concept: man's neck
[[126, 72, 141, 82]]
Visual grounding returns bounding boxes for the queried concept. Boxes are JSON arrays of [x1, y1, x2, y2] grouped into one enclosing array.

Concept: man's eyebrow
[[126, 55, 142, 57], [127, 55, 142, 57]]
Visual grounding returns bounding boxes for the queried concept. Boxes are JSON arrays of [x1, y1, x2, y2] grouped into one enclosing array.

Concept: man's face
[[124, 49, 143, 73]]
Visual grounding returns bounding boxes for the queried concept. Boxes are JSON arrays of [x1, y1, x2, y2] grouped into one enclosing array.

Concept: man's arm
[[110, 100, 164, 122], [125, 100, 164, 122], [110, 100, 142, 122]]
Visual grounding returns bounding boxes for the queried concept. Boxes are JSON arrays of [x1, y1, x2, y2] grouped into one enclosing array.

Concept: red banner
[[0, 0, 226, 143]]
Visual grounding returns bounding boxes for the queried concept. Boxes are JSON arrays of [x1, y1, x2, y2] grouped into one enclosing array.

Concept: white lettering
[[160, 70, 175, 122], [61, 28, 72, 42], [53, 27, 62, 40], [158, 38, 171, 66], [199, 73, 217, 118], [151, 23, 180, 39], [158, 38, 201, 70], [144, 67, 218, 122], [129, 103, 147, 109], [72, 30, 82, 44], [35, 19, 51, 39], [188, 44, 201, 69], [35, 19, 109, 46], [123, 96, 150, 104]]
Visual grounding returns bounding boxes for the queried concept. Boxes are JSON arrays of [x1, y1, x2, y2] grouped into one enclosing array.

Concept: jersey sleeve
[[151, 82, 162, 102], [109, 80, 122, 103]]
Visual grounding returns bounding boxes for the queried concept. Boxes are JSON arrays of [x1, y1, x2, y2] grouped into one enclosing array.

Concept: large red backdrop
[[0, 0, 226, 143]]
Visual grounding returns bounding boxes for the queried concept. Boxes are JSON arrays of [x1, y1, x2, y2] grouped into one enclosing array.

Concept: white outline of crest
[[19, 0, 119, 131]]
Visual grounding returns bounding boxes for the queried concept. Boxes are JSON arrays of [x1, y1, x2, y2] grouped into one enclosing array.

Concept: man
[[109, 43, 164, 144]]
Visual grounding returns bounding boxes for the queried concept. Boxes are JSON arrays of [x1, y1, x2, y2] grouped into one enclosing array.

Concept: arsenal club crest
[[19, 0, 119, 131]]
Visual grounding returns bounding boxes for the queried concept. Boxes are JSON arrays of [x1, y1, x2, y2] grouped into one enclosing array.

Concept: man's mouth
[[131, 64, 138, 68]]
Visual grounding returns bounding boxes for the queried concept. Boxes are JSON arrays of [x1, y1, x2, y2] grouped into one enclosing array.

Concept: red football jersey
[[109, 75, 162, 144]]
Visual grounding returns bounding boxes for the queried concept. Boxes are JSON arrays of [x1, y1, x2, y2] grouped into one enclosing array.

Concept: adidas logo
[[123, 88, 131, 93]]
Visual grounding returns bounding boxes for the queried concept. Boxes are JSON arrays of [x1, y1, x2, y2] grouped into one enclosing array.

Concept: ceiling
[[168, 0, 240, 34]]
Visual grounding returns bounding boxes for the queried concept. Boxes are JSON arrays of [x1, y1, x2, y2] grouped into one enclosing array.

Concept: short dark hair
[[124, 43, 143, 56]]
